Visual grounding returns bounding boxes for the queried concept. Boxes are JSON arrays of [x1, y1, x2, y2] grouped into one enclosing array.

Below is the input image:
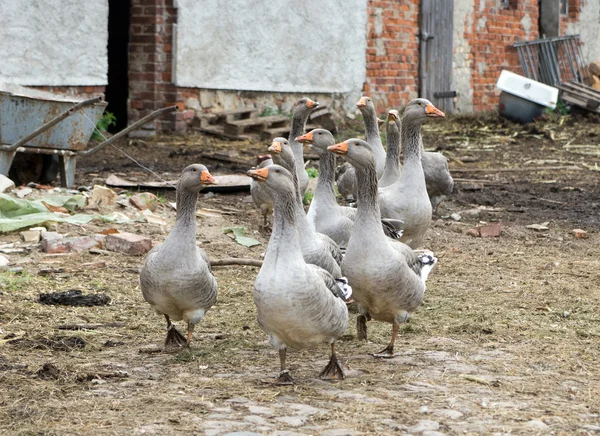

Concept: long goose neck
[[315, 150, 337, 201], [385, 123, 401, 166], [401, 120, 423, 166], [289, 111, 309, 161], [363, 110, 380, 143], [266, 189, 303, 263], [169, 188, 198, 244], [354, 161, 386, 236]]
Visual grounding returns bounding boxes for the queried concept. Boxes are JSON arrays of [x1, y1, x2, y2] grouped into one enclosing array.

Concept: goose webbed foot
[[319, 344, 345, 380], [275, 370, 294, 385], [372, 343, 395, 359], [372, 323, 399, 359], [357, 315, 368, 341], [164, 322, 187, 348]]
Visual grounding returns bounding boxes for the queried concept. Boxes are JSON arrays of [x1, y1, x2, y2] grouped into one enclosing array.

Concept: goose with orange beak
[[140, 164, 218, 349], [247, 164, 349, 384], [327, 138, 437, 358], [377, 98, 445, 249], [289, 98, 320, 197], [267, 136, 343, 277]]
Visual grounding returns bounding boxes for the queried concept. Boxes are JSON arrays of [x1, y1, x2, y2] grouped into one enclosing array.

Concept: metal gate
[[419, 0, 455, 113]]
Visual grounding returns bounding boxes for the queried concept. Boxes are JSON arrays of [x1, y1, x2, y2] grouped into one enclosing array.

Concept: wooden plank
[[224, 115, 289, 136], [214, 109, 258, 124], [559, 81, 600, 100], [195, 124, 252, 141]]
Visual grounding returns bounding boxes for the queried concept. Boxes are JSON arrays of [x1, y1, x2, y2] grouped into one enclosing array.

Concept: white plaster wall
[[0, 0, 108, 86], [174, 0, 367, 94], [566, 1, 600, 64], [452, 0, 474, 113]]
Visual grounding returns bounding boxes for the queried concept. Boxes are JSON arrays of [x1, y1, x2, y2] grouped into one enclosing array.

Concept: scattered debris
[[141, 210, 168, 226], [39, 290, 111, 307], [461, 183, 484, 191], [0, 254, 9, 268], [130, 192, 159, 212], [211, 258, 263, 267], [223, 227, 261, 247], [77, 370, 129, 382], [466, 222, 502, 238], [460, 374, 500, 387], [20, 229, 41, 243], [572, 229, 588, 239], [526, 222, 550, 231], [89, 185, 118, 208], [14, 187, 33, 198], [0, 175, 15, 193], [37, 363, 61, 379], [41, 235, 105, 253], [450, 213, 461, 221], [105, 232, 153, 255], [103, 340, 124, 347]]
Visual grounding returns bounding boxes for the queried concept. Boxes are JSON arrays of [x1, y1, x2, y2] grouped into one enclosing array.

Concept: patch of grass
[[0, 271, 31, 292], [306, 167, 319, 179], [303, 189, 314, 205], [91, 111, 117, 141]]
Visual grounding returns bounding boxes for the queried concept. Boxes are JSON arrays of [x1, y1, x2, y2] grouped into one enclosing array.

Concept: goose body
[[378, 99, 445, 248], [248, 164, 349, 382], [423, 151, 454, 212], [268, 137, 342, 276], [140, 164, 218, 347], [328, 139, 437, 357]]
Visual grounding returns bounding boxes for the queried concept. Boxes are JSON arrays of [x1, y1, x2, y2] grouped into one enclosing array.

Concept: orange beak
[[200, 170, 217, 185], [247, 167, 269, 182], [356, 97, 367, 108], [268, 141, 282, 154], [306, 99, 318, 108], [425, 104, 445, 118], [328, 141, 349, 155], [295, 131, 314, 144], [387, 112, 398, 123]]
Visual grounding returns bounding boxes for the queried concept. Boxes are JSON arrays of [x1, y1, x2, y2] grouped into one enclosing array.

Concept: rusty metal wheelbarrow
[[0, 84, 179, 187]]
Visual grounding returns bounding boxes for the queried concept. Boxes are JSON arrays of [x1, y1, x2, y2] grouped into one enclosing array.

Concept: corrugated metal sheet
[[419, 0, 455, 113]]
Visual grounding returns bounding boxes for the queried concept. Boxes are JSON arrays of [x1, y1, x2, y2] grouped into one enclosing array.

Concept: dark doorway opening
[[105, 0, 130, 132]]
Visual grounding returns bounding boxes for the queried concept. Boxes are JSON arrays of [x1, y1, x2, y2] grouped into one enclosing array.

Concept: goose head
[[292, 98, 319, 117], [404, 98, 445, 125], [295, 129, 334, 154], [179, 164, 216, 191], [247, 164, 296, 195], [268, 137, 295, 171], [328, 139, 374, 168]]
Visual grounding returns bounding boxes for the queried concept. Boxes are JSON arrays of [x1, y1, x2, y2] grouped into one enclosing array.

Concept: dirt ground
[[0, 111, 599, 435]]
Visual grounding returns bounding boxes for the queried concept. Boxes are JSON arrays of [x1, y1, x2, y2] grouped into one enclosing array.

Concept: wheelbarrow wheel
[[8, 154, 59, 185]]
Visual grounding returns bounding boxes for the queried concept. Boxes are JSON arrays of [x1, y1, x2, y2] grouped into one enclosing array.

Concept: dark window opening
[[560, 0, 568, 15], [105, 0, 130, 132]]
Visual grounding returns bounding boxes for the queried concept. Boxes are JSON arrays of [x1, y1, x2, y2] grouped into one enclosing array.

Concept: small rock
[[408, 420, 440, 433], [0, 254, 9, 268], [572, 228, 588, 239], [105, 232, 152, 255], [466, 228, 480, 237], [526, 222, 550, 231], [130, 192, 159, 212], [203, 192, 216, 199], [14, 187, 33, 198], [461, 208, 482, 217], [450, 213, 461, 221], [90, 185, 117, 207], [0, 174, 15, 193], [20, 230, 41, 243], [422, 432, 447, 436], [247, 405, 274, 415], [41, 235, 104, 253], [525, 420, 548, 429]]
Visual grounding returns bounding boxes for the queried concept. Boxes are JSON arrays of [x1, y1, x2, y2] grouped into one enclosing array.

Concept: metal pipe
[[80, 105, 180, 156], [0, 96, 103, 151]]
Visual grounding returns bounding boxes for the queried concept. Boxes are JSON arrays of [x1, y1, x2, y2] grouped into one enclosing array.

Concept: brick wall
[[466, 0, 539, 112], [128, 0, 180, 134], [363, 0, 421, 114]]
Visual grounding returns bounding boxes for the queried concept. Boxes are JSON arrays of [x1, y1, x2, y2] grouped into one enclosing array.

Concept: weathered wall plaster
[[566, 1, 600, 63], [453, 0, 475, 113], [173, 0, 367, 94], [0, 0, 108, 86]]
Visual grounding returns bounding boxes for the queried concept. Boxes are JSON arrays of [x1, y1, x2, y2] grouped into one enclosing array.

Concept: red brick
[[105, 232, 153, 255]]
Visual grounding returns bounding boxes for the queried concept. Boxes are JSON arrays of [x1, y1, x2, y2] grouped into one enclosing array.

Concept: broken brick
[[41, 235, 105, 253], [129, 193, 159, 212], [105, 232, 152, 255]]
